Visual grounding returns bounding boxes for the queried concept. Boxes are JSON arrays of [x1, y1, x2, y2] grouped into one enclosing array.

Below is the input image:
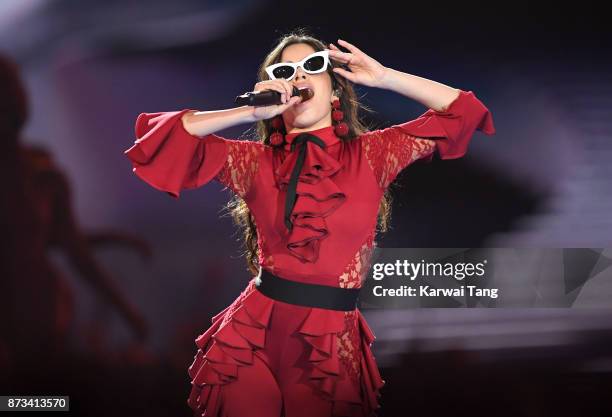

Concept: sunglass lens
[[272, 65, 295, 80], [304, 56, 325, 72]]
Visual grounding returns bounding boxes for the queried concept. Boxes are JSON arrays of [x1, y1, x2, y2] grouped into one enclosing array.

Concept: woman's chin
[[291, 112, 321, 128]]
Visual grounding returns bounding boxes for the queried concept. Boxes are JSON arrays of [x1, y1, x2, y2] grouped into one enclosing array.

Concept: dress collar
[[283, 125, 340, 151]]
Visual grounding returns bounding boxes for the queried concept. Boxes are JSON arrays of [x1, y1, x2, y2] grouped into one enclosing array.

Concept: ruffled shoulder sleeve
[[360, 89, 496, 190], [124, 109, 263, 198]]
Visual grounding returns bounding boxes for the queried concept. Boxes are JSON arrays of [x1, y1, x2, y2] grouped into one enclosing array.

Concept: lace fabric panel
[[255, 214, 277, 274], [215, 140, 264, 198], [337, 310, 361, 381], [335, 232, 377, 382], [338, 232, 377, 289], [361, 129, 437, 190]]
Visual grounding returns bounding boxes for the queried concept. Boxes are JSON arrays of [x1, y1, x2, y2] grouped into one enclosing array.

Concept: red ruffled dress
[[124, 89, 495, 417]]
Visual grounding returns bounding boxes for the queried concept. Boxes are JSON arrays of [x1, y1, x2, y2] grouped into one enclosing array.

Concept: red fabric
[[394, 89, 496, 159], [359, 89, 496, 188], [275, 130, 347, 263], [125, 111, 230, 198], [124, 89, 495, 417]]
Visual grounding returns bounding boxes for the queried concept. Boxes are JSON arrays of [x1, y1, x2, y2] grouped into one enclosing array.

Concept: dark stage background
[[1, 1, 611, 416]]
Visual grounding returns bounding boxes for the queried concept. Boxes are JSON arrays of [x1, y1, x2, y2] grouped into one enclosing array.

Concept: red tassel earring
[[332, 98, 348, 137], [269, 115, 285, 146]]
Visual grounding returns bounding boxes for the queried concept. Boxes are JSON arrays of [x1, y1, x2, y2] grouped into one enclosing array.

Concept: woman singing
[[124, 30, 495, 417]]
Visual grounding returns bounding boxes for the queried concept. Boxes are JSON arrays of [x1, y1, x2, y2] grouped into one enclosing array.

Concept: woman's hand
[[250, 79, 303, 121], [327, 39, 389, 89]]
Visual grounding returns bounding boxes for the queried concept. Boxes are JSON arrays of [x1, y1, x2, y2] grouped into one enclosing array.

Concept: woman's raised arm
[[182, 76, 304, 137], [360, 89, 496, 190], [327, 38, 495, 190], [180, 106, 256, 137], [124, 106, 266, 199]]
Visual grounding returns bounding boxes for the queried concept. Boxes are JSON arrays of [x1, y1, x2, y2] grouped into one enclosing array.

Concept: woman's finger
[[267, 81, 288, 103], [332, 67, 357, 83], [255, 81, 280, 94], [271, 80, 291, 103], [329, 43, 357, 65], [328, 49, 352, 64], [337, 39, 362, 55], [267, 81, 285, 103], [275, 95, 301, 116], [280, 79, 293, 101]]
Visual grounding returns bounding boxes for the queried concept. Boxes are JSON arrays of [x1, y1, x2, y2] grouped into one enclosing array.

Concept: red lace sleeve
[[361, 89, 496, 190], [215, 138, 262, 198], [361, 128, 437, 190], [124, 109, 262, 199]]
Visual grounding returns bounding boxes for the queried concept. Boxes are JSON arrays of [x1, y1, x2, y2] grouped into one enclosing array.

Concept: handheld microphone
[[235, 86, 314, 107]]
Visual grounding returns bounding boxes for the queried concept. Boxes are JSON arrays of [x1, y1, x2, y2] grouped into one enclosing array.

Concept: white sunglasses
[[265, 50, 330, 81]]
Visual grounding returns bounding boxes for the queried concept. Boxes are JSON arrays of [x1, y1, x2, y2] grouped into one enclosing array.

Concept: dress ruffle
[[187, 280, 273, 416], [297, 308, 385, 417], [393, 89, 496, 162], [124, 109, 229, 198], [187, 280, 385, 417], [356, 311, 386, 416], [274, 143, 346, 263]]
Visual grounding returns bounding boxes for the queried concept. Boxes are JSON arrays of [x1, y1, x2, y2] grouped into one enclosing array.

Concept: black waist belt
[[255, 268, 360, 311]]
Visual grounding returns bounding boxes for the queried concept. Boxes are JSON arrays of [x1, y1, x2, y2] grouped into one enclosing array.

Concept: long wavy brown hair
[[225, 29, 393, 276]]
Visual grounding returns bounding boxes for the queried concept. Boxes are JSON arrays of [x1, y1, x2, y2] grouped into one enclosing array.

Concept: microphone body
[[235, 86, 313, 107]]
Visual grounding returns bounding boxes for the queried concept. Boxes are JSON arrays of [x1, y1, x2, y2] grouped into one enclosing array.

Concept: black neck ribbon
[[284, 133, 326, 230]]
